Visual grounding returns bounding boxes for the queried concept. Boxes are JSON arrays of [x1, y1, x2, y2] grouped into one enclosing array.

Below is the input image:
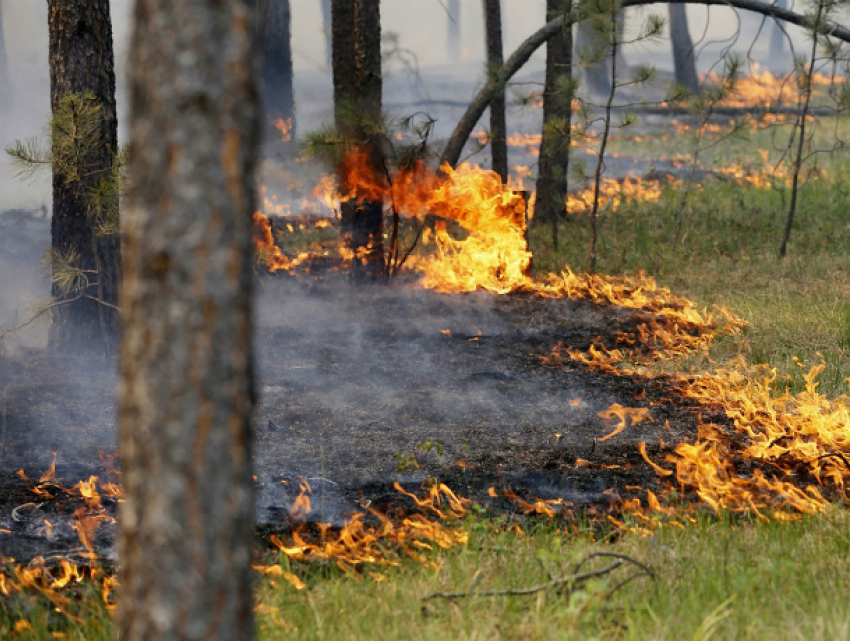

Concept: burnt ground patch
[[0, 273, 717, 561]]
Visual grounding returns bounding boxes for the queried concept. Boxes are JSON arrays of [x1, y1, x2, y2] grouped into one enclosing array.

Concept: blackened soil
[[0, 272, 713, 561], [250, 276, 708, 524]]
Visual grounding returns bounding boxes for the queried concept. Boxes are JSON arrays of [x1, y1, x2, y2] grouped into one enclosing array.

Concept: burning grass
[[4, 68, 850, 636], [248, 146, 849, 526]]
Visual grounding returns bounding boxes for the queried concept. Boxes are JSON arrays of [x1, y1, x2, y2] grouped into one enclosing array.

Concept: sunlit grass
[[253, 508, 850, 640], [529, 161, 850, 395]]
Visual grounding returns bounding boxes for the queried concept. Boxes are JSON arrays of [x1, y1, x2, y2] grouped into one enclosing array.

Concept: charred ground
[[0, 266, 723, 562]]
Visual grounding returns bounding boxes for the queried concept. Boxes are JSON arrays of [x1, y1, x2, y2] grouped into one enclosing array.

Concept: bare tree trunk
[[447, 0, 461, 61], [333, 0, 385, 281], [769, 0, 788, 58], [46, 0, 120, 353], [0, 0, 9, 112], [321, 0, 332, 69], [483, 0, 508, 182], [117, 0, 260, 638], [575, 17, 611, 96], [669, 4, 699, 94], [259, 0, 296, 159], [440, 0, 844, 170], [535, 0, 573, 250]]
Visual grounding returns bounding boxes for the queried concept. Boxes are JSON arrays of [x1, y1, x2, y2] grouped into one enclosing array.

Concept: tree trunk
[[483, 0, 508, 183], [321, 0, 332, 69], [0, 0, 9, 112], [46, 0, 120, 354], [769, 0, 788, 58], [669, 4, 699, 94], [259, 0, 296, 160], [441, 0, 847, 170], [575, 17, 611, 96], [447, 0, 461, 61], [535, 0, 573, 248], [116, 0, 259, 639], [333, 0, 385, 281]]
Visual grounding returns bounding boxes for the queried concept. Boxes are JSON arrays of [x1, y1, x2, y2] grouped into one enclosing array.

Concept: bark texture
[[46, 0, 120, 352], [669, 4, 699, 94], [333, 0, 385, 281], [535, 0, 573, 246], [483, 0, 508, 182], [259, 0, 296, 158], [117, 0, 260, 639]]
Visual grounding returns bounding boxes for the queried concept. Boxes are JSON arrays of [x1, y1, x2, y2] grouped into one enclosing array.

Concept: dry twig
[[423, 552, 654, 601]]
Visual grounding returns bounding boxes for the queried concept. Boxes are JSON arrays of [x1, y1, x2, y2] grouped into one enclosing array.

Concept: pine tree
[[259, 0, 296, 159], [117, 0, 260, 638], [483, 0, 508, 182], [669, 4, 699, 94], [46, 0, 120, 353], [535, 0, 574, 249], [332, 0, 385, 281]]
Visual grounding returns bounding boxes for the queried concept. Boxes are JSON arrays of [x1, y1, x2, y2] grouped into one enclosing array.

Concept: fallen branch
[[440, 0, 850, 168], [423, 561, 622, 600], [423, 552, 654, 601]]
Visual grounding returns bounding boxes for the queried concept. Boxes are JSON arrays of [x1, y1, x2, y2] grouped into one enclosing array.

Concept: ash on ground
[[1, 265, 705, 549]]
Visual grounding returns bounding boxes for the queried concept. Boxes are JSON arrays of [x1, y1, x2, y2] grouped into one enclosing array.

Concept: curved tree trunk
[[483, 0, 508, 182], [447, 0, 461, 61], [333, 0, 385, 281], [535, 0, 573, 248], [46, 0, 120, 353], [669, 4, 699, 94], [259, 0, 296, 159], [440, 0, 850, 170], [117, 0, 260, 639]]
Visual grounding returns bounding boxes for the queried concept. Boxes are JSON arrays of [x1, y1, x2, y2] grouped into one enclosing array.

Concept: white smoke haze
[[0, 0, 819, 481]]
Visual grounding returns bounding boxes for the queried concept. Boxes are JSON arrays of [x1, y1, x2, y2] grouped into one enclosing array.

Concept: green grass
[[5, 123, 850, 641], [252, 508, 850, 640], [6, 509, 850, 640], [529, 162, 850, 395]]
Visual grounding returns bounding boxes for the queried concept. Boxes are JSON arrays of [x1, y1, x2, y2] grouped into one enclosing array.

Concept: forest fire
[[556, 334, 850, 519], [261, 481, 470, 576], [247, 141, 850, 528], [709, 64, 842, 109]]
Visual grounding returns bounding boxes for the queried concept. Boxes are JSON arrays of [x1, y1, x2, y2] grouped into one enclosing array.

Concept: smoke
[[0, 0, 806, 523]]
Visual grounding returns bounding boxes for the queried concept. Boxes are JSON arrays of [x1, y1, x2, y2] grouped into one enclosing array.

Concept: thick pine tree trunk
[[333, 0, 385, 281], [46, 0, 120, 353], [447, 0, 461, 60], [483, 0, 508, 183], [0, 0, 9, 112], [259, 0, 296, 159], [669, 4, 699, 94], [117, 0, 259, 639], [535, 0, 573, 248]]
